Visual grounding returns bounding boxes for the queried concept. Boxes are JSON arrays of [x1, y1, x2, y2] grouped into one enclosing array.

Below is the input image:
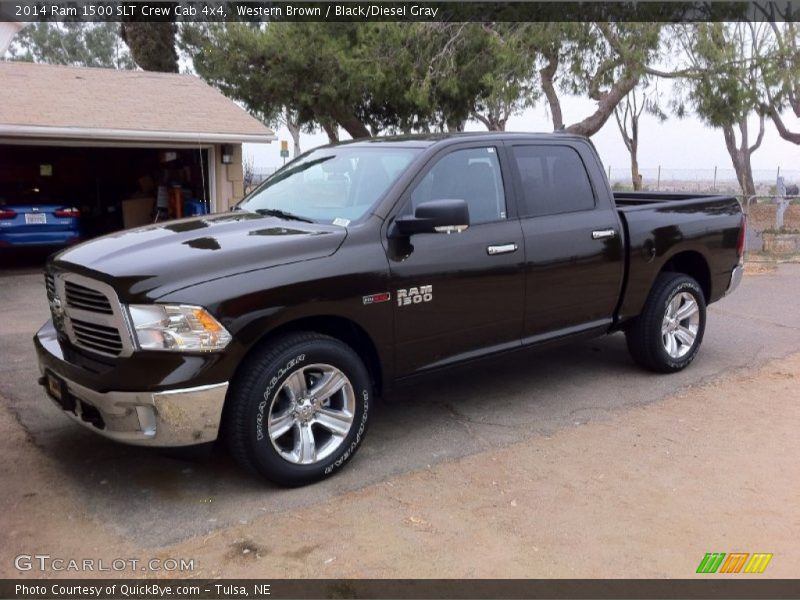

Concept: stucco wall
[[214, 144, 245, 212]]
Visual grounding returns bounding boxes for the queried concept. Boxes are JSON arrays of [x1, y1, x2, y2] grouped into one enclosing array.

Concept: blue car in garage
[[0, 203, 81, 249]]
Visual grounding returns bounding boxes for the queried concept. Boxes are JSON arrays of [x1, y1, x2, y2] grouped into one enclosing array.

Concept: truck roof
[[337, 131, 589, 149]]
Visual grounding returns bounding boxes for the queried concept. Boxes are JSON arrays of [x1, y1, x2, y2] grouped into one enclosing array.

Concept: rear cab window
[[511, 145, 596, 217]]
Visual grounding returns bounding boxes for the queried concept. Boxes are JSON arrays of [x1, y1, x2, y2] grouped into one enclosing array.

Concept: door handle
[[592, 229, 617, 240], [487, 243, 518, 255]]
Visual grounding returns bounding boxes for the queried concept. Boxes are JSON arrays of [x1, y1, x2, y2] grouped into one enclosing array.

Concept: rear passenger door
[[509, 143, 624, 340]]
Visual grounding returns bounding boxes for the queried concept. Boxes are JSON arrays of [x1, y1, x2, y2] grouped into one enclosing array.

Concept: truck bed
[[611, 191, 743, 324], [614, 192, 738, 210]]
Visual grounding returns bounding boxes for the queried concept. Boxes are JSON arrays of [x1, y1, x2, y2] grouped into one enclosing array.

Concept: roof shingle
[[0, 61, 274, 143]]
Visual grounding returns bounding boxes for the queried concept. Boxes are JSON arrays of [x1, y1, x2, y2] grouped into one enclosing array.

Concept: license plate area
[[46, 371, 75, 413], [25, 213, 47, 225]]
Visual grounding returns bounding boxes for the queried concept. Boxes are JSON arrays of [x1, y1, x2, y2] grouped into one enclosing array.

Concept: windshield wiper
[[255, 208, 314, 223]]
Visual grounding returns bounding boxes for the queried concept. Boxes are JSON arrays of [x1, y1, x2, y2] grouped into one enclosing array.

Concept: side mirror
[[393, 199, 470, 237]]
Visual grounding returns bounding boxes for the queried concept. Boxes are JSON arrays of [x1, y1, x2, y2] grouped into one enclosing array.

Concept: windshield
[[239, 145, 421, 225]]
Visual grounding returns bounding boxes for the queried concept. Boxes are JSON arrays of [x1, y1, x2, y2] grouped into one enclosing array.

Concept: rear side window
[[512, 145, 595, 217]]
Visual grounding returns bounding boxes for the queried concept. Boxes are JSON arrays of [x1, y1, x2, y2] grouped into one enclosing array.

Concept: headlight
[[127, 304, 232, 352]]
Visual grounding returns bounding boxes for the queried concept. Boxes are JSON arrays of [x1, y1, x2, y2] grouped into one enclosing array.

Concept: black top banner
[[0, 0, 797, 22]]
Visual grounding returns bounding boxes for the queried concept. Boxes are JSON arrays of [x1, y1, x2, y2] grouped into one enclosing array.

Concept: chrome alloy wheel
[[267, 364, 355, 465], [661, 292, 700, 359]]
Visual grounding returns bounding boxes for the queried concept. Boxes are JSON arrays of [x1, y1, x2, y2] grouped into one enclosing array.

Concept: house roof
[[0, 61, 275, 144]]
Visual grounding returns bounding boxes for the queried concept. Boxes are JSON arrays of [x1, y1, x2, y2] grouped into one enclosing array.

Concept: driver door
[[385, 144, 526, 376]]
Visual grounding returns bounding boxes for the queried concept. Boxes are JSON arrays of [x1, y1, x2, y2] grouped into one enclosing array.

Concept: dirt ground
[[2, 351, 798, 579]]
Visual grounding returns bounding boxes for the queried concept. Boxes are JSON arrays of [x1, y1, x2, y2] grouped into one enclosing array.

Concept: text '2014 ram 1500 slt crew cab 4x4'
[[34, 133, 745, 486]]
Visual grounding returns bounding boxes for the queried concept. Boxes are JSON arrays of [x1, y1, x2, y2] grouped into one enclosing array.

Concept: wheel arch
[[235, 315, 385, 398], [660, 250, 711, 303]]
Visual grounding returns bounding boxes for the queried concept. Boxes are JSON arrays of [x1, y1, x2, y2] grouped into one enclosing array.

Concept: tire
[[225, 332, 371, 486], [625, 273, 707, 373]]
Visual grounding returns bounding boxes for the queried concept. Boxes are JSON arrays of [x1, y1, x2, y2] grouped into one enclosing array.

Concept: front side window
[[512, 145, 595, 217], [408, 147, 507, 225], [239, 146, 421, 224]]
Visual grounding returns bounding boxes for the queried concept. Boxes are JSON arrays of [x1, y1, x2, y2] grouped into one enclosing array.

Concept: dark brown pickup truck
[[35, 132, 745, 485]]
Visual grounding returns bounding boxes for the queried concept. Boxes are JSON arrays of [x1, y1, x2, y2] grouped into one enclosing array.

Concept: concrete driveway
[[1, 261, 799, 570]]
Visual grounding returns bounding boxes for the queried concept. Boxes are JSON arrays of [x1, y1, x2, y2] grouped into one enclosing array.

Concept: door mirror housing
[[393, 199, 470, 237]]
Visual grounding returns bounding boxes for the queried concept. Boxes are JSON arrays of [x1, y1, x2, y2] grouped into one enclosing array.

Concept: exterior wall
[[0, 22, 27, 55], [214, 143, 245, 212]]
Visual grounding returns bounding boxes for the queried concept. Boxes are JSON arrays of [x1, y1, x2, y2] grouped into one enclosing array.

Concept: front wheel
[[625, 273, 707, 373], [225, 332, 372, 486]]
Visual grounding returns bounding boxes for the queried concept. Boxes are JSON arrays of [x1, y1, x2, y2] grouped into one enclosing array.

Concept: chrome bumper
[[725, 264, 744, 296], [38, 366, 228, 447]]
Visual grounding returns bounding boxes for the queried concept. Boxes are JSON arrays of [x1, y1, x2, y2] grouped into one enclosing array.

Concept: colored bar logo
[[696, 553, 773, 574]]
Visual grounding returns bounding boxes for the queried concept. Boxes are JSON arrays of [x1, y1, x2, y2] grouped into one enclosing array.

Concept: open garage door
[[0, 144, 212, 242]]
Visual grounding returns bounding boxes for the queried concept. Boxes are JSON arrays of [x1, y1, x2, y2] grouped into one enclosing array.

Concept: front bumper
[[35, 322, 228, 447]]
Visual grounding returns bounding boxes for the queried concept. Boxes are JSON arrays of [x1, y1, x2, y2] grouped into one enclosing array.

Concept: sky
[[244, 93, 800, 182]]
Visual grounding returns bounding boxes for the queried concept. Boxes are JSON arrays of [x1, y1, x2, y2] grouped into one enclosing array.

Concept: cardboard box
[[122, 197, 155, 228]]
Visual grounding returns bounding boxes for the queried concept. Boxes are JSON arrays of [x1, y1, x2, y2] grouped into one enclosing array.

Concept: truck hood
[[52, 212, 347, 301]]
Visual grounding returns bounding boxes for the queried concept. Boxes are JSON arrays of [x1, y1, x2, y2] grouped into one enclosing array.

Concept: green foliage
[[677, 23, 768, 128], [5, 23, 135, 69], [181, 22, 664, 138], [756, 21, 799, 144], [182, 23, 495, 136], [120, 21, 179, 72]]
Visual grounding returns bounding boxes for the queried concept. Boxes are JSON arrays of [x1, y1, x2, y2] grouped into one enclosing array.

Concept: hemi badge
[[363, 292, 391, 305]]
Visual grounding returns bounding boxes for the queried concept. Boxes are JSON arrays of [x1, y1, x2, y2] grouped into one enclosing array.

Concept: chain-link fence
[[737, 195, 800, 255], [608, 166, 800, 195]]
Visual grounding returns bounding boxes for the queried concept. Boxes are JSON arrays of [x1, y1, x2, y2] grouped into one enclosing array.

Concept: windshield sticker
[[332, 218, 351, 227]]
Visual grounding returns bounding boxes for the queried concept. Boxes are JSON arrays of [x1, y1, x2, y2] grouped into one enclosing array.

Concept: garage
[[0, 61, 275, 245]]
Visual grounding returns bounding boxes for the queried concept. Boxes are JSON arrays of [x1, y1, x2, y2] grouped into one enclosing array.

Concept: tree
[[183, 23, 372, 138], [533, 23, 664, 137], [673, 23, 770, 196], [284, 109, 303, 158], [5, 23, 134, 69], [182, 23, 488, 139], [614, 83, 666, 190], [182, 22, 666, 143], [757, 20, 800, 144], [417, 23, 540, 132], [120, 18, 179, 73]]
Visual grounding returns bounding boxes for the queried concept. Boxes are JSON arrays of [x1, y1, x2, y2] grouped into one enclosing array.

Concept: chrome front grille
[[70, 318, 124, 355], [46, 270, 133, 358], [65, 280, 113, 314], [45, 273, 56, 298]]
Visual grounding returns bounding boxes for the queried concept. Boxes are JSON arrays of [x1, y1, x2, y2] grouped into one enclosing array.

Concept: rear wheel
[[225, 332, 371, 486], [625, 273, 706, 373]]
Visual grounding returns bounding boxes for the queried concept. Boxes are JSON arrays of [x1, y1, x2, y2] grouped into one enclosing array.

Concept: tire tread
[[223, 331, 366, 485], [625, 273, 706, 373]]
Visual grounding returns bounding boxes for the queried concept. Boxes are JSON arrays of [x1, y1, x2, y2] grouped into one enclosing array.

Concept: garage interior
[[0, 144, 212, 240]]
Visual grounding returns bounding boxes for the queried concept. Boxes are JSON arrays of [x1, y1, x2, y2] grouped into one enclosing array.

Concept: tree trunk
[[630, 147, 642, 191], [768, 108, 800, 145], [331, 109, 371, 139], [472, 112, 506, 131], [630, 119, 641, 190], [723, 127, 756, 197], [565, 74, 638, 138], [285, 111, 302, 158], [722, 115, 764, 198], [446, 116, 466, 132], [539, 53, 564, 130], [320, 120, 339, 144]]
